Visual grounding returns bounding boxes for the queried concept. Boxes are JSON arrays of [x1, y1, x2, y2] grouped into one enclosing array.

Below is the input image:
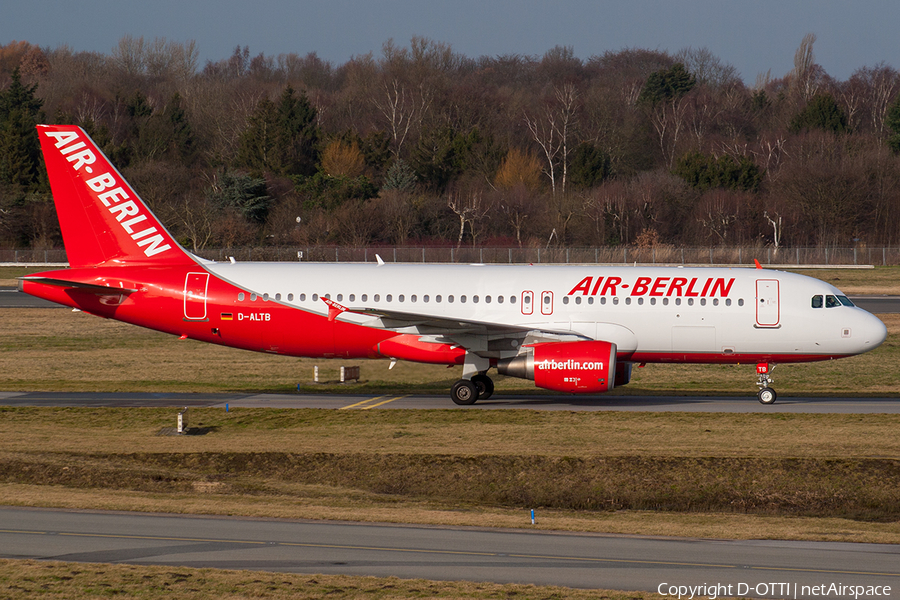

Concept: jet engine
[[497, 340, 617, 393]]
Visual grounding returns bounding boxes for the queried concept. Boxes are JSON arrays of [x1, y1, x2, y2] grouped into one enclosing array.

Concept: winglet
[[754, 259, 763, 269]]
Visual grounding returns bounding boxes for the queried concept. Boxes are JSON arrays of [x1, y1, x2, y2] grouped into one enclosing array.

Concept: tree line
[[1, 33, 900, 252]]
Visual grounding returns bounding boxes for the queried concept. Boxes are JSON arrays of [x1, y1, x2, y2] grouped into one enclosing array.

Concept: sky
[[3, 0, 898, 84]]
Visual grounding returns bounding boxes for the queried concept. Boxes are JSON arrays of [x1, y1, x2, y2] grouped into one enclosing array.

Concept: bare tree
[[792, 33, 819, 101], [447, 189, 490, 249], [524, 83, 579, 196]]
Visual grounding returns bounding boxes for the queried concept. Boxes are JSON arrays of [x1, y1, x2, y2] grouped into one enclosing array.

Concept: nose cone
[[855, 310, 888, 353]]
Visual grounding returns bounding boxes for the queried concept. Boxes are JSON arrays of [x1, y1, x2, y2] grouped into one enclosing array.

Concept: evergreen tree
[[0, 68, 44, 192], [638, 63, 696, 105], [673, 151, 762, 192], [886, 94, 900, 154], [789, 93, 848, 134], [382, 159, 418, 191], [569, 142, 611, 189], [207, 170, 273, 224], [236, 86, 320, 177]]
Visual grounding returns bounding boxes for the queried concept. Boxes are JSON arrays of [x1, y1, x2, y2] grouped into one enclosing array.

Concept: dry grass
[[0, 559, 647, 600], [1, 408, 900, 459]]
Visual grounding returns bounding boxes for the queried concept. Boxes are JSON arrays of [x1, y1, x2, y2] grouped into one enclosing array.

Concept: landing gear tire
[[470, 374, 494, 400], [451, 380, 479, 405], [757, 387, 777, 405]]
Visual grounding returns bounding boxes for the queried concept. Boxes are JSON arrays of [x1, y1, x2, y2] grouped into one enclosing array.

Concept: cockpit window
[[837, 295, 854, 307], [825, 295, 840, 308], [811, 295, 823, 308]]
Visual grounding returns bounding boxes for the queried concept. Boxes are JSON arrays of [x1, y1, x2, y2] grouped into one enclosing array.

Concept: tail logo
[[43, 129, 172, 258]]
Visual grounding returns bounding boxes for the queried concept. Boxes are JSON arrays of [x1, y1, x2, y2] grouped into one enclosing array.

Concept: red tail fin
[[38, 124, 194, 268]]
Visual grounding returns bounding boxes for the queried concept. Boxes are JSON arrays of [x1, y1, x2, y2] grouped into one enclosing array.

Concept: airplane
[[19, 125, 888, 405]]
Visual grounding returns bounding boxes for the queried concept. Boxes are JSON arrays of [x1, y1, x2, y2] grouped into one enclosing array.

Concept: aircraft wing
[[337, 303, 589, 354]]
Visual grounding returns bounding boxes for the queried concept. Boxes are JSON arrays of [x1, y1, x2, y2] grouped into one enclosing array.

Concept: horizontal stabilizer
[[18, 276, 139, 294]]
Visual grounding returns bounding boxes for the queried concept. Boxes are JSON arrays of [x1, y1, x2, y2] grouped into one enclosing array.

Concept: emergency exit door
[[755, 279, 780, 327], [184, 272, 209, 320]]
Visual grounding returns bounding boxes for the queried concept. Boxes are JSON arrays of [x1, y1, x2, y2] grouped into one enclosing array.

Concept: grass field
[[0, 560, 659, 600]]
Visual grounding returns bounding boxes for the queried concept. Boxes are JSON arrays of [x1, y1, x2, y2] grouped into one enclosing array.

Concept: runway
[[1, 507, 898, 596], [1, 390, 899, 412]]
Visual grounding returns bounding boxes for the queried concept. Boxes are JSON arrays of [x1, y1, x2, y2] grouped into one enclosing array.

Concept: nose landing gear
[[756, 363, 777, 404]]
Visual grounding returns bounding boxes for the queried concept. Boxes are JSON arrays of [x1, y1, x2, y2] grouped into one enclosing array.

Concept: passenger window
[[613, 297, 619, 305], [337, 294, 343, 301], [650, 298, 656, 306], [601, 297, 607, 305], [423, 295, 429, 302], [485, 296, 491, 303], [312, 294, 318, 301], [812, 295, 823, 308], [587, 297, 593, 305], [473, 295, 479, 303], [713, 298, 719, 306], [738, 298, 744, 306], [675, 298, 681, 306], [299, 293, 306, 301], [387, 294, 393, 302], [498, 296, 504, 304], [288, 293, 294, 301], [449, 295, 455, 303], [511, 296, 517, 304], [362, 294, 367, 302], [374, 294, 380, 302], [250, 293, 257, 301], [700, 298, 706, 306], [662, 298, 669, 306], [575, 296, 581, 305], [625, 298, 631, 305], [238, 292, 245, 301], [461, 295, 467, 303], [687, 298, 693, 306], [349, 294, 355, 302], [725, 298, 731, 306], [275, 293, 281, 301], [436, 295, 442, 302], [638, 297, 643, 306], [563, 296, 570, 305]]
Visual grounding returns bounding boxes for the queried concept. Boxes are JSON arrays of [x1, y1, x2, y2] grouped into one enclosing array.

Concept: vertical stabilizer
[[38, 124, 194, 268]]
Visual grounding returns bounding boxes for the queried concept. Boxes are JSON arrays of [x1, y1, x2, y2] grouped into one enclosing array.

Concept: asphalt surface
[[1, 507, 898, 596], [2, 287, 900, 312], [1, 390, 899, 412]]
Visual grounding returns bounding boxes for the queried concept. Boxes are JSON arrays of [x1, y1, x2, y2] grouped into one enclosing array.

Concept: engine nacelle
[[497, 340, 617, 393]]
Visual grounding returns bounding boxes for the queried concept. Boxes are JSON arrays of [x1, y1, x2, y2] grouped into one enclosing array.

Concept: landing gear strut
[[756, 363, 777, 404]]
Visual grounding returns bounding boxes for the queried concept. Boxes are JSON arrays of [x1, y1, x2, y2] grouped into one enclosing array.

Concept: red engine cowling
[[497, 340, 617, 393]]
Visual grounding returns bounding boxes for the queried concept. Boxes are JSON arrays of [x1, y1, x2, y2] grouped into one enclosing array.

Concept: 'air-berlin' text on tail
[[38, 124, 194, 268]]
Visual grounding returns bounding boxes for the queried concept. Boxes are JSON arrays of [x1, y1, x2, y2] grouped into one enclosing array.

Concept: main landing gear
[[450, 373, 494, 405], [756, 362, 777, 404]]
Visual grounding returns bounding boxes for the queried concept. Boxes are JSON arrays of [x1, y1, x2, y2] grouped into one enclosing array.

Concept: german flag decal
[[221, 313, 233, 321]]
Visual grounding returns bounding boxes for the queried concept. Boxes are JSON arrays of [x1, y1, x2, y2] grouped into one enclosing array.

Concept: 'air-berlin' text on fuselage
[[42, 130, 171, 258], [567, 275, 735, 297]]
